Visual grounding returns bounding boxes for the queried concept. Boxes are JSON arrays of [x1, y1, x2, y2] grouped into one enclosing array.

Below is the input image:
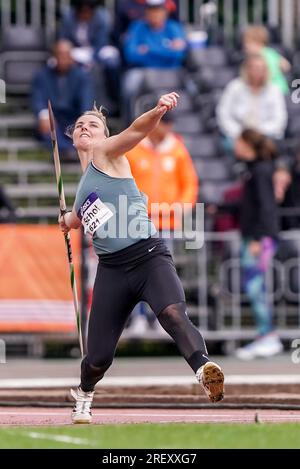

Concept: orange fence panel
[[0, 225, 81, 333]]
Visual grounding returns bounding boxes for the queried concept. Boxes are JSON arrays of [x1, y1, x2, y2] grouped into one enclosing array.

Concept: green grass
[[0, 423, 300, 449]]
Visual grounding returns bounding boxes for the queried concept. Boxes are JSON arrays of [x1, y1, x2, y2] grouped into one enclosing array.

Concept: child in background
[[243, 25, 291, 95]]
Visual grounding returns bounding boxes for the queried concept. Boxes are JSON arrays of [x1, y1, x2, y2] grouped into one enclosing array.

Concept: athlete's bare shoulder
[[93, 154, 133, 178]]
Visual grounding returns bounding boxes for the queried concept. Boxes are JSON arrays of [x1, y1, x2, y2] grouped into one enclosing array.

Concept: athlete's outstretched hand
[[156, 92, 179, 116]]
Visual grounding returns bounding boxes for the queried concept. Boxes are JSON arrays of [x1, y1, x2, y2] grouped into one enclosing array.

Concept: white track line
[[6, 430, 95, 446], [26, 432, 95, 445], [1, 410, 300, 420], [1, 374, 300, 389], [0, 412, 66, 416]]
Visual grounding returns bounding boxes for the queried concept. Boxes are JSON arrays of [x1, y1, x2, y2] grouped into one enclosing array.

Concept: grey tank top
[[74, 162, 157, 255]]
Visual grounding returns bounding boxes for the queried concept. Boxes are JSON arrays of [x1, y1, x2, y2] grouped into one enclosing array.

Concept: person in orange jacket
[[126, 111, 199, 233], [126, 109, 199, 335]]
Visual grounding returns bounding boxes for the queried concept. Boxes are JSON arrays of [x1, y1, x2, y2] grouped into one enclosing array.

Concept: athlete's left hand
[[58, 212, 71, 235]]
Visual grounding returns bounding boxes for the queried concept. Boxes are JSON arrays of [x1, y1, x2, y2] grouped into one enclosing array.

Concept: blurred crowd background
[[1, 0, 300, 359]]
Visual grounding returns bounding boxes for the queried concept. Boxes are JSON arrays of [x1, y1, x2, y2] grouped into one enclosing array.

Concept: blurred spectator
[[126, 111, 198, 232], [114, 0, 179, 46], [0, 185, 16, 223], [126, 110, 198, 333], [59, 0, 120, 114], [273, 166, 292, 205], [216, 54, 287, 147], [280, 152, 300, 230], [243, 25, 291, 95], [31, 40, 94, 161], [211, 167, 291, 233], [59, 0, 111, 57], [122, 0, 187, 124], [234, 129, 283, 360], [124, 0, 185, 69], [209, 183, 242, 233]]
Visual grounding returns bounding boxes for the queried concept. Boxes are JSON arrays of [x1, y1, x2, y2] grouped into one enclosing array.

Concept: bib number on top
[[78, 192, 113, 236]]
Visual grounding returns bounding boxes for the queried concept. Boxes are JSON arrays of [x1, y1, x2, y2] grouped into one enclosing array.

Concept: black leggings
[[80, 237, 209, 392]]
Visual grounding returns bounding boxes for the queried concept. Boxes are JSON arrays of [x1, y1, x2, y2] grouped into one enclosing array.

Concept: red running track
[[1, 408, 300, 426]]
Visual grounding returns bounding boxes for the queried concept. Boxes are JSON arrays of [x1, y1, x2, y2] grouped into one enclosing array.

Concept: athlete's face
[[73, 115, 106, 151]]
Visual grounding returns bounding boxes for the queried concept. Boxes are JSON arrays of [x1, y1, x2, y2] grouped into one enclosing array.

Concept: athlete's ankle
[[79, 384, 95, 393]]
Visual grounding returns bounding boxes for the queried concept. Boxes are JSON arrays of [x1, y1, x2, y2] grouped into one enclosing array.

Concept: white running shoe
[[235, 333, 283, 360], [71, 387, 94, 424], [196, 361, 225, 403]]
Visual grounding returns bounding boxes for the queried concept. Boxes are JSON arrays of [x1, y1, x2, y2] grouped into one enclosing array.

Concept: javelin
[[48, 101, 84, 358]]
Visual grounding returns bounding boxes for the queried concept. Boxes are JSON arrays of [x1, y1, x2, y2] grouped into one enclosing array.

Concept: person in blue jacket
[[114, 0, 179, 46], [31, 40, 94, 161], [122, 0, 187, 124]]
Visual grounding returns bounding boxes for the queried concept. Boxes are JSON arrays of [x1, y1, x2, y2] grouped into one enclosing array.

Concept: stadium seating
[[194, 66, 237, 93], [183, 134, 220, 160], [1, 26, 46, 51], [0, 26, 48, 94], [188, 45, 228, 69], [142, 68, 185, 92], [194, 158, 232, 181], [173, 113, 204, 134]]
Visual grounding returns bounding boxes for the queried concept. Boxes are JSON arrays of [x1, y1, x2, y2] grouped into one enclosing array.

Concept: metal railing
[[0, 0, 69, 43], [0, 224, 299, 354], [170, 229, 300, 340], [81, 229, 300, 343], [0, 0, 299, 48], [184, 0, 300, 49]]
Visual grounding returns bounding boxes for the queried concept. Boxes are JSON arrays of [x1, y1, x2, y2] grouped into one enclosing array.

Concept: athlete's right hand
[[58, 212, 71, 235], [156, 92, 179, 115]]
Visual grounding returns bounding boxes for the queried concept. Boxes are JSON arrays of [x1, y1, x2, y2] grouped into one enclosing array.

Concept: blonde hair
[[243, 25, 269, 46], [65, 103, 110, 138]]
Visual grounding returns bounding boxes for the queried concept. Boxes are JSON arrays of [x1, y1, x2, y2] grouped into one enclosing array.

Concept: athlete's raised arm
[[102, 92, 179, 159]]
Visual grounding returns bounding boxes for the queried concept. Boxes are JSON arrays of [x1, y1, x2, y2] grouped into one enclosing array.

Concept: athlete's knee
[[90, 355, 113, 372], [158, 301, 187, 328], [83, 354, 113, 375]]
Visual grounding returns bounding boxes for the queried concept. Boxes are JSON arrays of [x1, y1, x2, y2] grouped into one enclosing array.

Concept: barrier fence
[[0, 0, 299, 48], [191, 230, 300, 341], [0, 224, 81, 333], [81, 229, 300, 345], [0, 224, 299, 354]]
